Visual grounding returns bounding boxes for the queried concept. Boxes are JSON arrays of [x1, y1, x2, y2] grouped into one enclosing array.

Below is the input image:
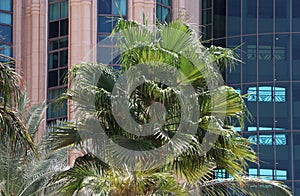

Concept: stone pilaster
[[186, 0, 200, 32], [13, 1, 23, 75], [69, 0, 97, 66], [132, 0, 155, 25], [68, 0, 97, 121], [23, 0, 47, 106], [21, 0, 48, 140]]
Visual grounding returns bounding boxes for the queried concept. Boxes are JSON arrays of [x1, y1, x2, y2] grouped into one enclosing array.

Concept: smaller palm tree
[[0, 56, 59, 196], [0, 57, 38, 155]]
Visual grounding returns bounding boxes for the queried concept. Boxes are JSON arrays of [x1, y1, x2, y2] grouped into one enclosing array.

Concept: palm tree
[[0, 56, 56, 196], [47, 19, 292, 195], [0, 57, 38, 155]]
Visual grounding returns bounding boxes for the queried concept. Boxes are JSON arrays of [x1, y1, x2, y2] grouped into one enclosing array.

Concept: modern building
[[201, 0, 300, 194], [0, 0, 200, 125]]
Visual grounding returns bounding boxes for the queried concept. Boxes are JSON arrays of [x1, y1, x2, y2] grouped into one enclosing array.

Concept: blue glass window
[[202, 0, 212, 9], [235, 127, 285, 132], [226, 38, 242, 84], [0, 44, 11, 57], [0, 12, 11, 24], [0, 0, 12, 11], [113, 0, 126, 15], [248, 134, 287, 145], [98, 16, 114, 33], [292, 34, 300, 80], [49, 1, 69, 21], [48, 52, 59, 69], [258, 35, 273, 82], [259, 0, 273, 33], [243, 36, 257, 83], [98, 0, 112, 14], [97, 0, 127, 69], [47, 0, 69, 123], [293, 133, 300, 181], [49, 3, 60, 20], [213, 0, 225, 39], [243, 0, 257, 34], [98, 0, 127, 16], [156, 0, 172, 23], [0, 24, 12, 43], [275, 0, 290, 32], [249, 168, 287, 180], [227, 0, 241, 36], [214, 169, 227, 179], [48, 71, 59, 87], [49, 21, 59, 38], [97, 0, 127, 35], [60, 1, 68, 18], [247, 86, 286, 102], [293, 0, 300, 31], [292, 82, 300, 129], [47, 99, 67, 119], [60, 19, 68, 36]]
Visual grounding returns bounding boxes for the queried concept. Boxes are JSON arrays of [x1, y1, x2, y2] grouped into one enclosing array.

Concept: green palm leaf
[[192, 177, 292, 196]]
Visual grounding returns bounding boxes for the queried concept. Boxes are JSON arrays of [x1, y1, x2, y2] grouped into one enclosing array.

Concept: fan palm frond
[[191, 177, 292, 196]]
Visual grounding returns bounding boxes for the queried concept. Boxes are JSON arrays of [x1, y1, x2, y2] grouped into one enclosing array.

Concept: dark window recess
[[0, 24, 12, 43], [156, 0, 172, 23], [60, 19, 68, 36], [59, 68, 68, 85], [59, 50, 68, 67], [49, 21, 59, 38], [47, 0, 69, 123], [48, 52, 59, 69], [98, 0, 112, 14], [48, 71, 59, 87]]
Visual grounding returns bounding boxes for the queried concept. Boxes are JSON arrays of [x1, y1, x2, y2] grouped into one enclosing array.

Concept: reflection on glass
[[98, 0, 112, 14], [0, 0, 12, 11], [248, 134, 286, 145], [235, 127, 284, 132], [249, 168, 287, 180], [247, 86, 286, 102], [259, 0, 273, 33], [47, 0, 69, 123], [293, 0, 300, 31], [49, 3, 59, 20], [275, 0, 290, 32], [113, 0, 127, 16], [243, 0, 257, 34], [227, 0, 241, 36], [156, 0, 171, 23]]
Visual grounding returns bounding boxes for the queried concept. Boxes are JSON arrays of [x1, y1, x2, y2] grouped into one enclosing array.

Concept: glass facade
[[47, 0, 69, 124], [202, 0, 300, 194], [0, 0, 12, 60], [97, 0, 127, 67], [156, 0, 171, 23]]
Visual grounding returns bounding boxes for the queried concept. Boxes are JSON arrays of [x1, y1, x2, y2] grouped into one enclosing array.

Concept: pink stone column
[[127, 0, 134, 20], [13, 1, 23, 75], [69, 0, 97, 121], [186, 0, 200, 32], [23, 0, 47, 105], [22, 0, 48, 140], [144, 0, 155, 25], [133, 0, 145, 23], [69, 0, 96, 67]]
